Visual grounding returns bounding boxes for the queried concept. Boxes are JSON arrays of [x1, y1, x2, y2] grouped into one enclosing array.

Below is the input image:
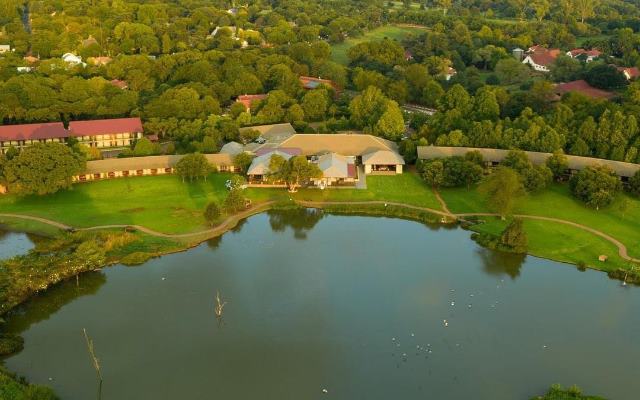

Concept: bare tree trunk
[[83, 328, 102, 400]]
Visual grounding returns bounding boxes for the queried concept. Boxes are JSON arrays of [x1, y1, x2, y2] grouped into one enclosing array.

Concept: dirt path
[[2, 200, 638, 263], [432, 190, 453, 216]]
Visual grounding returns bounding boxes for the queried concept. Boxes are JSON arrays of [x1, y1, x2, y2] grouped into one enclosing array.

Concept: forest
[[1, 0, 640, 162]]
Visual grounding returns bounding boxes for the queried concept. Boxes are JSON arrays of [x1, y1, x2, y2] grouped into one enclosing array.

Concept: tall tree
[[479, 167, 524, 218], [4, 143, 85, 196]]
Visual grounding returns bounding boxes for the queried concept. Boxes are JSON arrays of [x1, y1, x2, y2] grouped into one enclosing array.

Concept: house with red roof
[[554, 80, 616, 100], [110, 79, 129, 90], [236, 94, 268, 112], [566, 48, 602, 63], [0, 122, 68, 155], [69, 117, 144, 148], [617, 66, 640, 81], [522, 46, 561, 72]]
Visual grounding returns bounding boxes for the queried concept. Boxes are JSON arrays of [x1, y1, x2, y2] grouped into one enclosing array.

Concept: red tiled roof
[[526, 46, 561, 67], [555, 80, 615, 100], [68, 117, 143, 137], [528, 51, 558, 67], [617, 66, 640, 79], [569, 48, 601, 58], [0, 122, 68, 141], [110, 79, 128, 89], [236, 94, 268, 109]]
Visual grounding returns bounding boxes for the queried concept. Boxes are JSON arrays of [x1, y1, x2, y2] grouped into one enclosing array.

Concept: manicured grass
[[331, 25, 425, 65], [0, 173, 442, 234], [0, 174, 237, 234], [442, 183, 640, 261], [470, 217, 630, 271], [295, 174, 442, 209]]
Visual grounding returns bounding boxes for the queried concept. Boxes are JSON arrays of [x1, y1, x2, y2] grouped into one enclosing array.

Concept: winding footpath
[[1, 198, 639, 263]]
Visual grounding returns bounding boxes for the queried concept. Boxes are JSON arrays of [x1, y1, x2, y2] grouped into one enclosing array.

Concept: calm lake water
[[0, 229, 35, 259], [2, 210, 639, 400]]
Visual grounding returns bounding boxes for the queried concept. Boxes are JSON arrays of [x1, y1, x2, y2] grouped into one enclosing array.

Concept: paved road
[[2, 200, 638, 263]]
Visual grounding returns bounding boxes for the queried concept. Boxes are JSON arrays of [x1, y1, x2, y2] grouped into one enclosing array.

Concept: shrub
[[0, 334, 24, 356], [204, 201, 222, 226], [570, 165, 622, 209]]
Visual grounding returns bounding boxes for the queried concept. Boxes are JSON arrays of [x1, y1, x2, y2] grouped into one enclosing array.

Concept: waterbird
[[322, 389, 328, 394]]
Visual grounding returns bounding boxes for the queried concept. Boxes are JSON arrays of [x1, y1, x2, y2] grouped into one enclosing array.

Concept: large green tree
[[570, 164, 622, 209], [4, 143, 85, 196], [479, 167, 524, 217], [175, 153, 211, 182]]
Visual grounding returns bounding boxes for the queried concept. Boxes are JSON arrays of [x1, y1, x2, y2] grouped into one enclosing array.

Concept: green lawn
[[470, 217, 631, 271], [295, 174, 441, 208], [0, 173, 441, 234], [442, 183, 640, 263], [2, 173, 638, 273], [331, 25, 425, 65]]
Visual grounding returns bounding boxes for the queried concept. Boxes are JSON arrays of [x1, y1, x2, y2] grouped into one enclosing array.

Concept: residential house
[[68, 117, 144, 148], [445, 67, 457, 81], [554, 80, 616, 100], [0, 122, 68, 154], [522, 46, 560, 72], [617, 66, 640, 81], [23, 55, 39, 63], [62, 53, 86, 67], [0, 45, 11, 54], [110, 79, 129, 89], [88, 56, 112, 66], [566, 48, 601, 63], [16, 66, 33, 73], [236, 94, 268, 112]]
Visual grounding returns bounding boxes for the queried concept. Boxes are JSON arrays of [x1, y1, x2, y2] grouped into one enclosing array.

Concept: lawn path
[[2, 201, 638, 263], [433, 189, 452, 215]]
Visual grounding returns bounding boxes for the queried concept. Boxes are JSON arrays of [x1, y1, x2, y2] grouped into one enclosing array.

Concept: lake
[[0, 229, 35, 259], [2, 210, 639, 399]]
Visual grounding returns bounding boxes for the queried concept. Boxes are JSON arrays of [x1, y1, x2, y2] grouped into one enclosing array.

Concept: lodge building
[[0, 117, 144, 155]]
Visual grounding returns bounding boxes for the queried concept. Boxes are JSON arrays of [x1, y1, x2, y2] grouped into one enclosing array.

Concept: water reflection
[[4, 212, 640, 400], [476, 247, 525, 280], [267, 208, 324, 239], [6, 271, 107, 334]]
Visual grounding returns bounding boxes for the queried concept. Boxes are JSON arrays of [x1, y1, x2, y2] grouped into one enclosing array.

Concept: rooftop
[[277, 133, 397, 157], [69, 117, 143, 136], [0, 122, 68, 142], [417, 146, 639, 178]]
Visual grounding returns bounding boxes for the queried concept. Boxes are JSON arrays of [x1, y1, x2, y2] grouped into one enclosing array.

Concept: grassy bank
[[0, 366, 58, 400], [441, 184, 640, 263], [1, 172, 638, 277]]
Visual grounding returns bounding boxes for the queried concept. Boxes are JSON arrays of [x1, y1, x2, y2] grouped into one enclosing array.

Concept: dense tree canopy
[[3, 143, 85, 195]]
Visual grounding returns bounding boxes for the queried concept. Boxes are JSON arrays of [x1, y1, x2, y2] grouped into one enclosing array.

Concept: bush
[[500, 218, 528, 253], [121, 252, 155, 266], [570, 165, 622, 209], [629, 170, 640, 197], [485, 74, 500, 85], [204, 201, 222, 226], [224, 189, 246, 213], [0, 334, 24, 356]]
